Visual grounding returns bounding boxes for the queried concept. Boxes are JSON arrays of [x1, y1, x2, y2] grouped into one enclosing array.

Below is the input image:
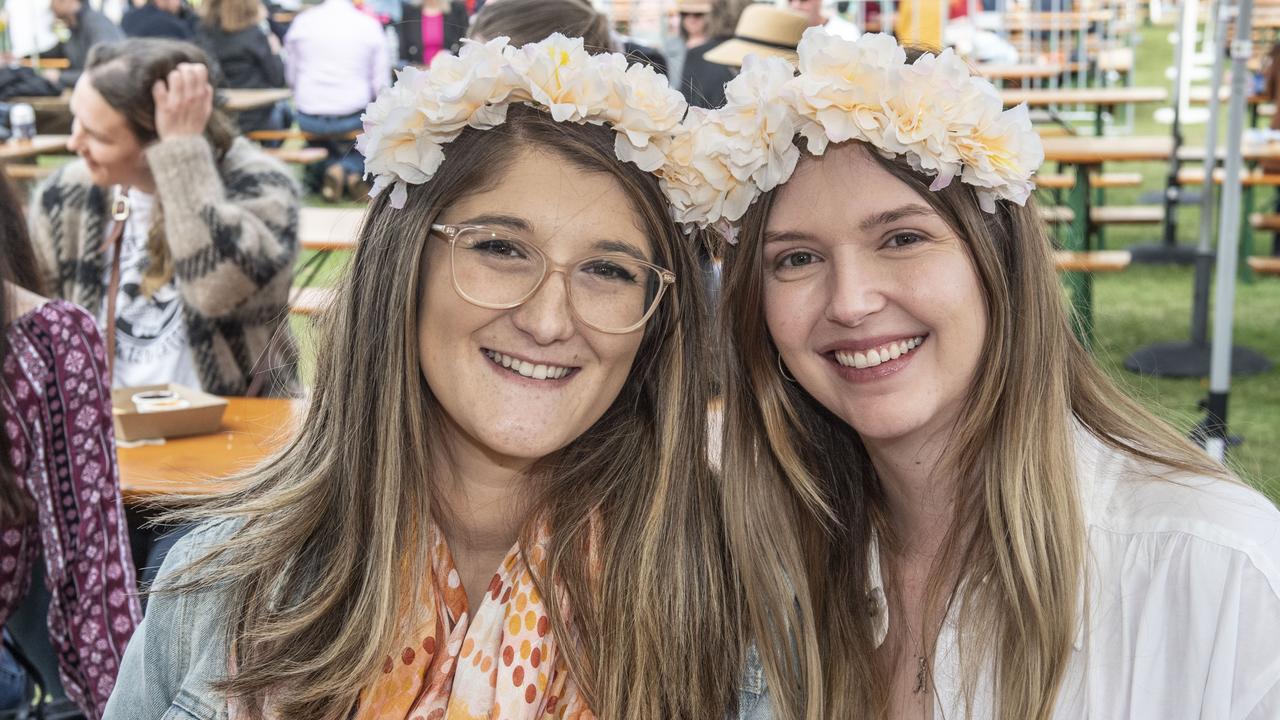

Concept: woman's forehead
[[768, 148, 930, 235]]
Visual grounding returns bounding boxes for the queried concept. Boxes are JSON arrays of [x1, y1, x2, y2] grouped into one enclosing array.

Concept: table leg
[[1240, 183, 1257, 284], [1065, 164, 1094, 347]]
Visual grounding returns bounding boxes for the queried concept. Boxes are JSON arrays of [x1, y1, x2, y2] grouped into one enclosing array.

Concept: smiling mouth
[[482, 348, 579, 381], [831, 335, 927, 369]]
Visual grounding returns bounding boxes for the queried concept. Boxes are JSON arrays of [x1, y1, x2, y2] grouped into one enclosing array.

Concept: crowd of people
[[2, 1, 1279, 719]]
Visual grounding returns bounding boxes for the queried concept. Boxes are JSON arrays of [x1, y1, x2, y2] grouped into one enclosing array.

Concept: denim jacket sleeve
[[103, 521, 238, 720], [737, 643, 776, 720]]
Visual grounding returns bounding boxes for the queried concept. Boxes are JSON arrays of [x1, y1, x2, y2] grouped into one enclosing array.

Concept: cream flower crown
[[658, 28, 1045, 231], [358, 34, 687, 208]]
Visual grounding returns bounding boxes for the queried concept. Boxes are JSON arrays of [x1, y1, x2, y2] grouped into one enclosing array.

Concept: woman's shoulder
[[5, 296, 102, 357], [1082, 434, 1280, 584]]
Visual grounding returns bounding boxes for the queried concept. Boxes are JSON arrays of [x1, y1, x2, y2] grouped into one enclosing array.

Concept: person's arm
[[146, 63, 299, 319], [369, 20, 391, 98], [30, 305, 141, 718], [101, 522, 235, 719], [252, 28, 287, 87], [27, 174, 71, 298], [283, 21, 302, 90]]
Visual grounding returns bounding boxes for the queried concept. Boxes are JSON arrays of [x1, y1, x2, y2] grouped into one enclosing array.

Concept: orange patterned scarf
[[355, 524, 594, 720]]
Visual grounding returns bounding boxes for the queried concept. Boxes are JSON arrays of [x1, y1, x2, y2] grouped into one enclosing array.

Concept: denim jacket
[[104, 522, 776, 720]]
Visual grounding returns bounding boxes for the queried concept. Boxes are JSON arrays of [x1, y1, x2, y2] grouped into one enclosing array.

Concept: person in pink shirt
[[284, 0, 389, 201]]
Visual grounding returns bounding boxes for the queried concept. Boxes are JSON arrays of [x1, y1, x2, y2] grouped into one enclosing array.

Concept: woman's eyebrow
[[857, 203, 937, 232], [458, 213, 532, 231], [764, 230, 817, 246], [591, 239, 648, 261]]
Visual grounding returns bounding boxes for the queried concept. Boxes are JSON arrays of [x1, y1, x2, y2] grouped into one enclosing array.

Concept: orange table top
[[117, 397, 302, 501], [0, 135, 69, 162], [1001, 86, 1168, 107]]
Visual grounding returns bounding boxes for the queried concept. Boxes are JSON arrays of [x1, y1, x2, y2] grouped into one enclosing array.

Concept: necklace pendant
[[913, 655, 927, 694]]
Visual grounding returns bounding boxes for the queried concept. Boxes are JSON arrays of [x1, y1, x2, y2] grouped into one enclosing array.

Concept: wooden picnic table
[[117, 396, 300, 501], [1038, 134, 1280, 340], [1001, 87, 1168, 135], [0, 135, 69, 162]]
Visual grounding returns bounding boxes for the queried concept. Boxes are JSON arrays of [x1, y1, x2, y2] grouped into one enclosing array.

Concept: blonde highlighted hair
[[719, 142, 1226, 720]]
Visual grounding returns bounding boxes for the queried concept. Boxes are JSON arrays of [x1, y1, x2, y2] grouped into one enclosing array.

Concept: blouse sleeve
[[30, 304, 142, 717]]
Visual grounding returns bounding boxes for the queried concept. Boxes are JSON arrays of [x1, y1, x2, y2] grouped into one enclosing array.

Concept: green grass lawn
[[290, 21, 1280, 500]]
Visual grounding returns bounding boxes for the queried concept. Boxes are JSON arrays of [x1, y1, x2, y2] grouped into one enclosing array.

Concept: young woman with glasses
[[104, 35, 743, 720]]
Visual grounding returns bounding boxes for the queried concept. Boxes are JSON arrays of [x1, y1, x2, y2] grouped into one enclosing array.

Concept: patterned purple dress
[[1, 299, 141, 718]]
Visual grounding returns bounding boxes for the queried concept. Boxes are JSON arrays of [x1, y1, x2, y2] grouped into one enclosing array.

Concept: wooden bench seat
[[1053, 250, 1133, 272], [1040, 206, 1163, 225], [248, 129, 360, 142], [1248, 256, 1280, 275], [300, 207, 363, 251], [1040, 206, 1075, 223], [1036, 126, 1073, 138], [1250, 213, 1280, 232], [1036, 172, 1144, 190], [263, 146, 329, 165], [1178, 168, 1280, 186], [289, 286, 336, 316], [1090, 205, 1163, 224]]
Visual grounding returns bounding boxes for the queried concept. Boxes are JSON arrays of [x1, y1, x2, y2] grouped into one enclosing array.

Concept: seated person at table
[[122, 0, 200, 40], [103, 35, 741, 720], [45, 0, 125, 90], [196, 0, 291, 136], [29, 39, 299, 398], [1, 173, 141, 719], [397, 0, 469, 66], [697, 31, 1280, 718], [284, 0, 389, 202]]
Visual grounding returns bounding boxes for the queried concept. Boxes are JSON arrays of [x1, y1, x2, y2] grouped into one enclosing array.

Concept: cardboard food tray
[[111, 384, 229, 441]]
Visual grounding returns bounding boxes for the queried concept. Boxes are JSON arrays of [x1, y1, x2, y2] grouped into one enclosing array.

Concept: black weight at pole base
[[1123, 341, 1274, 377], [1190, 391, 1239, 451], [1128, 243, 1202, 264]]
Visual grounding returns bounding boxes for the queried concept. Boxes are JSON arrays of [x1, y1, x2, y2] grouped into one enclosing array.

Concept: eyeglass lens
[[450, 228, 663, 332]]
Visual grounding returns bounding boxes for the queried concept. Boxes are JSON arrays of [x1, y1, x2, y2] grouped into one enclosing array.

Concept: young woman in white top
[[674, 29, 1280, 720]]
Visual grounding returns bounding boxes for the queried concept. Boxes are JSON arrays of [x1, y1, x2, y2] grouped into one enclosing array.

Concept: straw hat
[[704, 4, 808, 67], [676, 0, 713, 13]]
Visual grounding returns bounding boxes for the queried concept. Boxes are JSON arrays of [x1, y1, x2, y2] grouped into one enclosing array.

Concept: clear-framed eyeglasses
[[430, 224, 677, 334]]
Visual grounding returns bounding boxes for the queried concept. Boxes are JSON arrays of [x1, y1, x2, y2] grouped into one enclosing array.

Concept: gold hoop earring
[[777, 353, 796, 383]]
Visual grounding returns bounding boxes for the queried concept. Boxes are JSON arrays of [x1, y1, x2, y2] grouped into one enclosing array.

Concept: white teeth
[[484, 350, 573, 381], [832, 336, 927, 369]]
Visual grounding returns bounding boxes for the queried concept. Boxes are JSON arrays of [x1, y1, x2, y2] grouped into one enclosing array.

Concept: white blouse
[[866, 428, 1280, 718]]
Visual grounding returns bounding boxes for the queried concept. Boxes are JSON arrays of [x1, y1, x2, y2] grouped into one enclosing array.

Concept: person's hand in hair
[[153, 62, 213, 140]]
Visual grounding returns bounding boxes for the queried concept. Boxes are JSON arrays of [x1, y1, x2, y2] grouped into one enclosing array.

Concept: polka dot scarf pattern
[[355, 524, 594, 720]]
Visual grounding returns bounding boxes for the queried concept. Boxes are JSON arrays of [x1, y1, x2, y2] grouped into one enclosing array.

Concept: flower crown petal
[[657, 29, 1044, 229], [357, 34, 689, 208]]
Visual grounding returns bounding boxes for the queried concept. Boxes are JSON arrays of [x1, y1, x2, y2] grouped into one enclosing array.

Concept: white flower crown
[[658, 29, 1045, 232], [357, 34, 687, 209]]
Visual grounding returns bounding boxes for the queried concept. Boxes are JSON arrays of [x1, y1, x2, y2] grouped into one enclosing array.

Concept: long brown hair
[[85, 39, 238, 296], [0, 173, 48, 525], [468, 0, 612, 51], [720, 142, 1227, 720], [159, 105, 738, 719], [199, 0, 262, 34]]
